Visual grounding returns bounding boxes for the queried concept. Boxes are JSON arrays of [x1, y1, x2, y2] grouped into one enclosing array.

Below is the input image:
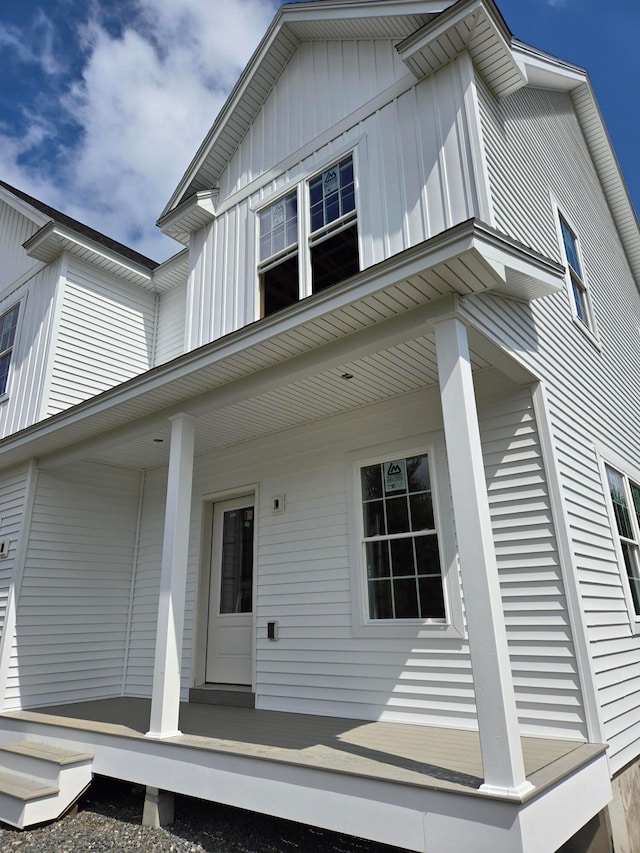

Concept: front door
[[205, 497, 254, 685]]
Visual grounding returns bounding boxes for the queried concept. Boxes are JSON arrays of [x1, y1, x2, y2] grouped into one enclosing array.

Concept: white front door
[[205, 497, 255, 685]]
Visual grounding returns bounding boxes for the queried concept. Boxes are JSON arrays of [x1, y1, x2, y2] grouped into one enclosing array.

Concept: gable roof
[[0, 179, 159, 271], [160, 0, 449, 219]]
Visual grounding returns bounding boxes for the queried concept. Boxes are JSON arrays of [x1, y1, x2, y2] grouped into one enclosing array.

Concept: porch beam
[[146, 413, 196, 739], [433, 314, 533, 797]]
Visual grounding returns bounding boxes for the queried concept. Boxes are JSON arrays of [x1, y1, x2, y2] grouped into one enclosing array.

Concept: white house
[[0, 0, 638, 850]]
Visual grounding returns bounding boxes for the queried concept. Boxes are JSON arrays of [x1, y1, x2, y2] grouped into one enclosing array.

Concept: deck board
[[1, 698, 605, 801]]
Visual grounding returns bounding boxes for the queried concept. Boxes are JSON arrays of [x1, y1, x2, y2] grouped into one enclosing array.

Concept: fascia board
[[0, 218, 563, 472], [0, 186, 50, 230], [23, 223, 154, 288], [156, 191, 218, 244], [397, 0, 526, 98], [512, 41, 586, 91]]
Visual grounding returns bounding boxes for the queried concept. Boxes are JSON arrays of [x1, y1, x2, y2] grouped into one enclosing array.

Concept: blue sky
[[0, 0, 637, 261]]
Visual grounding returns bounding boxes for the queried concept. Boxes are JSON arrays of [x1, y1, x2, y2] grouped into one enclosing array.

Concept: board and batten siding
[[470, 79, 640, 770], [0, 466, 30, 644], [45, 259, 156, 416], [125, 379, 584, 739], [5, 462, 142, 709], [154, 282, 186, 366], [0, 264, 60, 439], [0, 200, 40, 293], [188, 52, 483, 349]]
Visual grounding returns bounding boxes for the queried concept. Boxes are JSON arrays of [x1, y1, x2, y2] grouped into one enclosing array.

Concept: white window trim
[[346, 433, 465, 639], [551, 201, 601, 348], [596, 445, 640, 634], [0, 298, 24, 403], [254, 144, 362, 316]]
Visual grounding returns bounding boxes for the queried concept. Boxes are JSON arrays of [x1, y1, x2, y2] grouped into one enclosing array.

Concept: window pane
[[406, 455, 430, 493], [0, 306, 19, 355], [219, 507, 253, 614], [0, 353, 10, 396], [560, 217, 581, 277], [419, 575, 446, 619], [310, 223, 359, 294], [262, 254, 299, 317], [607, 467, 634, 539], [415, 534, 441, 575], [622, 543, 640, 615], [368, 579, 393, 619], [390, 537, 414, 577], [309, 156, 355, 234], [409, 493, 434, 531], [386, 496, 409, 535], [393, 577, 419, 618], [572, 278, 588, 323], [631, 482, 640, 529], [383, 459, 408, 495], [363, 500, 385, 537], [366, 541, 390, 578], [361, 464, 383, 500], [259, 192, 297, 261]]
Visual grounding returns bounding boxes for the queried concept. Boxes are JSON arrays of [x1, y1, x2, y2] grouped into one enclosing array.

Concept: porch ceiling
[[82, 333, 492, 469], [0, 220, 558, 474]]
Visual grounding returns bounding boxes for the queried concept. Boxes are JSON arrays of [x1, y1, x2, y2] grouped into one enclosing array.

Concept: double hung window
[[0, 304, 19, 396], [360, 452, 445, 621], [558, 214, 592, 329], [258, 154, 359, 318], [605, 465, 640, 617]]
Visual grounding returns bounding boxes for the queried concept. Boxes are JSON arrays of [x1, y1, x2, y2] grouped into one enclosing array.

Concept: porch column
[[433, 315, 533, 797], [146, 413, 196, 739]]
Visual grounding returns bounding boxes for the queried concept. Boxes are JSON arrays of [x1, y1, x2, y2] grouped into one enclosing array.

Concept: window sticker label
[[384, 459, 406, 493]]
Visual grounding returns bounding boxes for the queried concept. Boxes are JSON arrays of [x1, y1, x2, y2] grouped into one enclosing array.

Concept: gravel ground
[[0, 776, 409, 853]]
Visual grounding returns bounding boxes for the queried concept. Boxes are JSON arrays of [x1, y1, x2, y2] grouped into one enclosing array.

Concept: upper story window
[[558, 214, 593, 330], [360, 452, 445, 621], [0, 304, 19, 396], [605, 464, 640, 619], [258, 154, 359, 318]]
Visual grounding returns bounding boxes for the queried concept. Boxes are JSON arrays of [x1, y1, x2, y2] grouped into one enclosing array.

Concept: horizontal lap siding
[[0, 466, 30, 643], [6, 463, 141, 708], [128, 381, 576, 736], [46, 260, 156, 415], [479, 387, 586, 739], [475, 80, 640, 768], [155, 283, 186, 365], [190, 56, 481, 348]]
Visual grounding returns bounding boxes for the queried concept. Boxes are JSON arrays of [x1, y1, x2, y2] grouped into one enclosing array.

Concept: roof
[[0, 179, 159, 271]]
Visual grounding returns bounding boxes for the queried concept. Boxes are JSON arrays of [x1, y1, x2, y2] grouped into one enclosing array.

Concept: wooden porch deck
[[0, 697, 604, 802]]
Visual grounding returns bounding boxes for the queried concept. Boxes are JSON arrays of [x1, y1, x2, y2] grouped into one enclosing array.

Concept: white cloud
[[0, 0, 277, 260]]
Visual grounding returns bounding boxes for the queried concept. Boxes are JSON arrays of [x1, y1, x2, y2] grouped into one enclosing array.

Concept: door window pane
[[219, 506, 254, 614]]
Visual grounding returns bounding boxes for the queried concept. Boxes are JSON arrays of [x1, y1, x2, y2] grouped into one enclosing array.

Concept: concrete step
[[0, 739, 93, 829]]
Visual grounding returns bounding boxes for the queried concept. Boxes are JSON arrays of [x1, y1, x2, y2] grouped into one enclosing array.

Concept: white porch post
[[146, 413, 196, 739], [433, 315, 533, 797]]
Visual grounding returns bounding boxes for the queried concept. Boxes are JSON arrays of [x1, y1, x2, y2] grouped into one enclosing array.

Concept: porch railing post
[[146, 413, 195, 739], [433, 314, 533, 797]]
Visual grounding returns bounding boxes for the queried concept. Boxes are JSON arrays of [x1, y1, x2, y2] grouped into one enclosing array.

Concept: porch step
[[0, 740, 93, 829], [190, 685, 255, 708]]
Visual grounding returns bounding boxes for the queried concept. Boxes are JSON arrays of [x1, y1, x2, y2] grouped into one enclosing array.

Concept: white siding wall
[[45, 259, 156, 415], [0, 466, 30, 642], [0, 201, 39, 292], [472, 80, 640, 769], [155, 282, 186, 365], [126, 380, 584, 739], [5, 462, 141, 709], [0, 264, 59, 438], [187, 52, 482, 348]]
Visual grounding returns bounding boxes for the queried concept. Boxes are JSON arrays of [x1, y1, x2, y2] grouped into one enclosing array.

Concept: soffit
[[0, 220, 560, 474]]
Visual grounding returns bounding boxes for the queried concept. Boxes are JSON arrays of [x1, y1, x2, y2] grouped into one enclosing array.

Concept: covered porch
[[0, 219, 610, 849], [0, 697, 609, 852]]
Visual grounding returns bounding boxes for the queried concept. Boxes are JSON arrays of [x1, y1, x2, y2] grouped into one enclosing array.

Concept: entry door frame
[[193, 485, 259, 691]]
